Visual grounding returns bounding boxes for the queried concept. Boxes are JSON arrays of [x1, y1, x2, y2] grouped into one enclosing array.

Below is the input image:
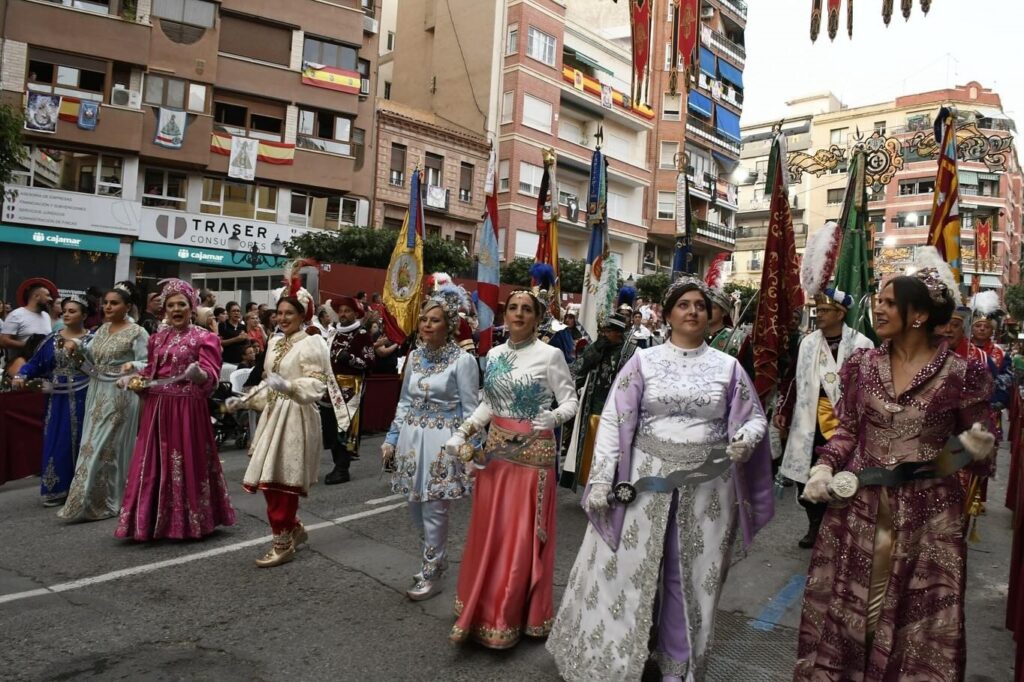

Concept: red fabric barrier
[[0, 391, 44, 485], [360, 375, 402, 434]]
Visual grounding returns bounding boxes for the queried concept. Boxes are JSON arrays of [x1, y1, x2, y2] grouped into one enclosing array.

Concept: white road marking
[[0, 501, 407, 606], [364, 493, 405, 506]]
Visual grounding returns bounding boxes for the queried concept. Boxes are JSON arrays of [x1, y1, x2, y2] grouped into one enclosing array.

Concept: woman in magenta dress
[[116, 279, 236, 541]]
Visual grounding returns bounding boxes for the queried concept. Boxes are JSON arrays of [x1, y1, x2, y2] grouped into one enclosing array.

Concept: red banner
[[810, 0, 823, 41], [629, 0, 651, 102], [976, 217, 992, 262], [827, 0, 841, 40], [677, 0, 699, 72]]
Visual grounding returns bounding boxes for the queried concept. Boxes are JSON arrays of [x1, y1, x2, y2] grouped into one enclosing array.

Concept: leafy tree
[[557, 257, 585, 294], [423, 237, 472, 275], [500, 257, 534, 286], [635, 273, 670, 303], [286, 227, 471, 274], [0, 104, 26, 185], [1005, 283, 1024, 323]]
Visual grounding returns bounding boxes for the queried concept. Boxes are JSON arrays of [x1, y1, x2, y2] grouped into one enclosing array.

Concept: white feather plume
[[910, 245, 962, 306], [970, 290, 1000, 315], [799, 222, 841, 297]]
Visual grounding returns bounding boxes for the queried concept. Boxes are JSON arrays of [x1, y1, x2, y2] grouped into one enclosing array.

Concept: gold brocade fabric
[[578, 414, 601, 486], [866, 489, 894, 642], [816, 396, 839, 440], [485, 423, 555, 469], [335, 374, 363, 448]]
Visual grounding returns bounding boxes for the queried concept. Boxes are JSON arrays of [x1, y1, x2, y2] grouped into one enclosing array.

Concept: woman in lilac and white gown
[[547, 278, 775, 681]]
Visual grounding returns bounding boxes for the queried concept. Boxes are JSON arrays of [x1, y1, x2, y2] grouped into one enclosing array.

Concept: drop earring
[[912, 319, 922, 328]]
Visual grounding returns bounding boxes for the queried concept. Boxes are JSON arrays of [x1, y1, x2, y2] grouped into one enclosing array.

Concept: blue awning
[[688, 90, 712, 118], [718, 59, 743, 89], [712, 151, 738, 168], [716, 107, 741, 143], [699, 47, 716, 77]]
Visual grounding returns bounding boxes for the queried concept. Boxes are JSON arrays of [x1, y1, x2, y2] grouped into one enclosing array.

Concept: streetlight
[[226, 233, 287, 269]]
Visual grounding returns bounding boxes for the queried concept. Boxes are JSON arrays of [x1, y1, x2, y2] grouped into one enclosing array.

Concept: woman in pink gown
[[115, 279, 236, 541]]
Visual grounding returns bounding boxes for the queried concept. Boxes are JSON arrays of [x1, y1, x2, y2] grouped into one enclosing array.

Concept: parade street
[[0, 436, 1015, 682]]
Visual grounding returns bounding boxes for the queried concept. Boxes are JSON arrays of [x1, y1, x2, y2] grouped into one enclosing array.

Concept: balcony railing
[[718, 0, 748, 19], [694, 218, 736, 246], [686, 118, 740, 155], [423, 185, 450, 211], [707, 28, 746, 64], [296, 135, 352, 156]]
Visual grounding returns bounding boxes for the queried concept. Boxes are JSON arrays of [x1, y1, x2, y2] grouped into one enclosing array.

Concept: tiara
[[663, 275, 710, 305], [113, 282, 132, 295], [913, 268, 951, 305], [63, 294, 89, 309], [423, 284, 469, 338]]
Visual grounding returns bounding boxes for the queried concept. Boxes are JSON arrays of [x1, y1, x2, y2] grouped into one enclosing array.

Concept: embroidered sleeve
[[815, 347, 869, 471], [547, 347, 579, 426], [136, 328, 157, 379], [194, 330, 222, 396], [729, 360, 767, 446]]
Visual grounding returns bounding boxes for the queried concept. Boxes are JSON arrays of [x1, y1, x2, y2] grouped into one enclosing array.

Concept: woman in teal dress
[[59, 283, 149, 522], [11, 296, 92, 506]]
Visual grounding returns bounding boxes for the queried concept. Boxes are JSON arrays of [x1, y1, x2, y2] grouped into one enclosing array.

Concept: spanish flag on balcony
[[927, 106, 962, 284], [381, 168, 425, 342], [210, 131, 295, 165], [301, 63, 361, 94]]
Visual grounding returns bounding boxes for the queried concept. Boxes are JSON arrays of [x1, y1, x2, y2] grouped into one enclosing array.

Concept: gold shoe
[[255, 532, 295, 568], [293, 522, 309, 550]]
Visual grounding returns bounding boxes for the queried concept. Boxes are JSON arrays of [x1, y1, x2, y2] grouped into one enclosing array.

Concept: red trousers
[[263, 490, 299, 535]]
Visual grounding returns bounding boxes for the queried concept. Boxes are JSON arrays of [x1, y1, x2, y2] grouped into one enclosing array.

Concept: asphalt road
[[0, 437, 1016, 681]]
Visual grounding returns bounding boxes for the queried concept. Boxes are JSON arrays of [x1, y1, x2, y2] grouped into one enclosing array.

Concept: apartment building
[[0, 0, 379, 301], [645, 0, 746, 276], [734, 83, 1022, 295]]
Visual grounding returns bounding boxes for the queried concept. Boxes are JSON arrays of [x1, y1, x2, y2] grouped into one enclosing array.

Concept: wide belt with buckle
[[827, 435, 971, 501], [609, 446, 731, 506]]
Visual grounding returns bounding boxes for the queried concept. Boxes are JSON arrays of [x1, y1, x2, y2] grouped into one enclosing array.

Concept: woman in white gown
[[547, 278, 776, 681]]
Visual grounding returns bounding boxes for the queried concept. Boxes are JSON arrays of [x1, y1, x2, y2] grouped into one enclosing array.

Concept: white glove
[[444, 432, 466, 458], [803, 465, 833, 504], [184, 361, 207, 384], [959, 422, 996, 462], [224, 397, 243, 413], [531, 410, 558, 433], [381, 443, 395, 459], [726, 434, 755, 462], [266, 373, 291, 394], [584, 482, 612, 514]]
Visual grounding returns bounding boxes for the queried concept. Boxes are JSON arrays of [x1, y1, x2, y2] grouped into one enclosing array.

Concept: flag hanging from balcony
[[153, 107, 186, 149], [301, 63, 362, 94], [976, 216, 992, 265], [578, 145, 611, 337], [927, 106, 962, 284], [670, 0, 699, 94], [672, 169, 694, 278], [534, 149, 561, 319], [751, 132, 804, 406], [627, 0, 652, 104], [228, 136, 258, 181], [381, 168, 425, 342], [833, 150, 878, 343], [476, 146, 501, 358]]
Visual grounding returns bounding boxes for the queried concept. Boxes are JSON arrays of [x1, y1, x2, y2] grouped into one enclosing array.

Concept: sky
[[742, 0, 1024, 128]]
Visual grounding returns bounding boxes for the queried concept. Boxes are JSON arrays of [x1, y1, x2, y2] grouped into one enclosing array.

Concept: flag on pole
[[627, 0, 652, 104], [671, 168, 693, 278], [381, 168, 425, 343], [670, 0, 699, 93], [927, 106, 962, 284], [534, 149, 561, 318], [751, 131, 804, 406], [578, 145, 609, 337], [476, 146, 500, 358], [833, 150, 878, 343]]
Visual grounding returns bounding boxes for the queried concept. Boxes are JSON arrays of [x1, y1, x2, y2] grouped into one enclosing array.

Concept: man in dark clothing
[[322, 295, 376, 484], [218, 301, 248, 365], [139, 291, 162, 334]]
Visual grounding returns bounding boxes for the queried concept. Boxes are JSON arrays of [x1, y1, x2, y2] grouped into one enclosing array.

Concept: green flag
[[833, 150, 878, 343]]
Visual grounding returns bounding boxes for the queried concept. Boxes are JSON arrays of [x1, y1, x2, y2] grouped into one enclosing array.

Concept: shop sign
[[0, 224, 121, 253], [139, 208, 308, 255], [132, 241, 277, 270], [2, 185, 140, 236]]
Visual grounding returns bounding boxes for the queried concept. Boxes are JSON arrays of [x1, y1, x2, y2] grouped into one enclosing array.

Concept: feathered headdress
[[281, 258, 317, 322], [529, 263, 556, 292], [616, 282, 637, 310], [424, 272, 453, 292], [909, 246, 961, 307], [800, 221, 842, 298], [704, 252, 732, 314], [969, 290, 1003, 325]]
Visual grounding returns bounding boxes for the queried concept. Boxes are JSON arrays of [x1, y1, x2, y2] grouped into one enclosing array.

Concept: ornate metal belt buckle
[[612, 481, 637, 505], [828, 471, 859, 502]]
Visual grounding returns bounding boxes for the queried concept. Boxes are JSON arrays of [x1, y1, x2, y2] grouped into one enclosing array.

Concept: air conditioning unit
[[360, 78, 370, 96], [700, 5, 715, 19], [363, 15, 379, 34], [111, 84, 141, 108]]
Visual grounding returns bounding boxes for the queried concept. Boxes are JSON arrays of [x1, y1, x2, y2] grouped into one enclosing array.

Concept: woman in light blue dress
[[382, 284, 479, 601], [59, 283, 149, 522]]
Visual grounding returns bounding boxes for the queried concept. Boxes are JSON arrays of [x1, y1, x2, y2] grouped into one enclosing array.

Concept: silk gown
[[116, 325, 236, 540], [16, 332, 91, 503], [59, 323, 148, 522], [451, 337, 578, 649]]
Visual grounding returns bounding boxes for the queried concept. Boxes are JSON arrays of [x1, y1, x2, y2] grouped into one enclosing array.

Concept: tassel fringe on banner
[[920, 0, 931, 13], [827, 0, 840, 40], [901, 0, 912, 19], [810, 0, 822, 41]]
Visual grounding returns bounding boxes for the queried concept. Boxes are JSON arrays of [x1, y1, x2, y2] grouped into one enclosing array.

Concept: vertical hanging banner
[[476, 147, 500, 358], [228, 136, 258, 181], [77, 101, 99, 131], [534, 148, 561, 319], [927, 107, 962, 284], [976, 216, 992, 265], [882, 0, 894, 24], [382, 169, 425, 341], [672, 170, 693, 278], [833, 150, 878, 342], [826, 0, 841, 40], [154, 107, 187, 149], [901, 0, 913, 19], [676, 0, 699, 91], [628, 0, 652, 105], [810, 0, 823, 41], [579, 145, 609, 338]]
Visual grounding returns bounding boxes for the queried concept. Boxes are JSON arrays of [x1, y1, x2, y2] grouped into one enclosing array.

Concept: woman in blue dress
[[12, 295, 92, 507], [59, 282, 149, 522], [382, 284, 480, 601]]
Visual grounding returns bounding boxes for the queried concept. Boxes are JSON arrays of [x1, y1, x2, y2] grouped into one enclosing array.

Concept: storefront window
[[142, 168, 188, 208], [289, 190, 359, 229], [20, 146, 123, 196], [201, 177, 277, 221]]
